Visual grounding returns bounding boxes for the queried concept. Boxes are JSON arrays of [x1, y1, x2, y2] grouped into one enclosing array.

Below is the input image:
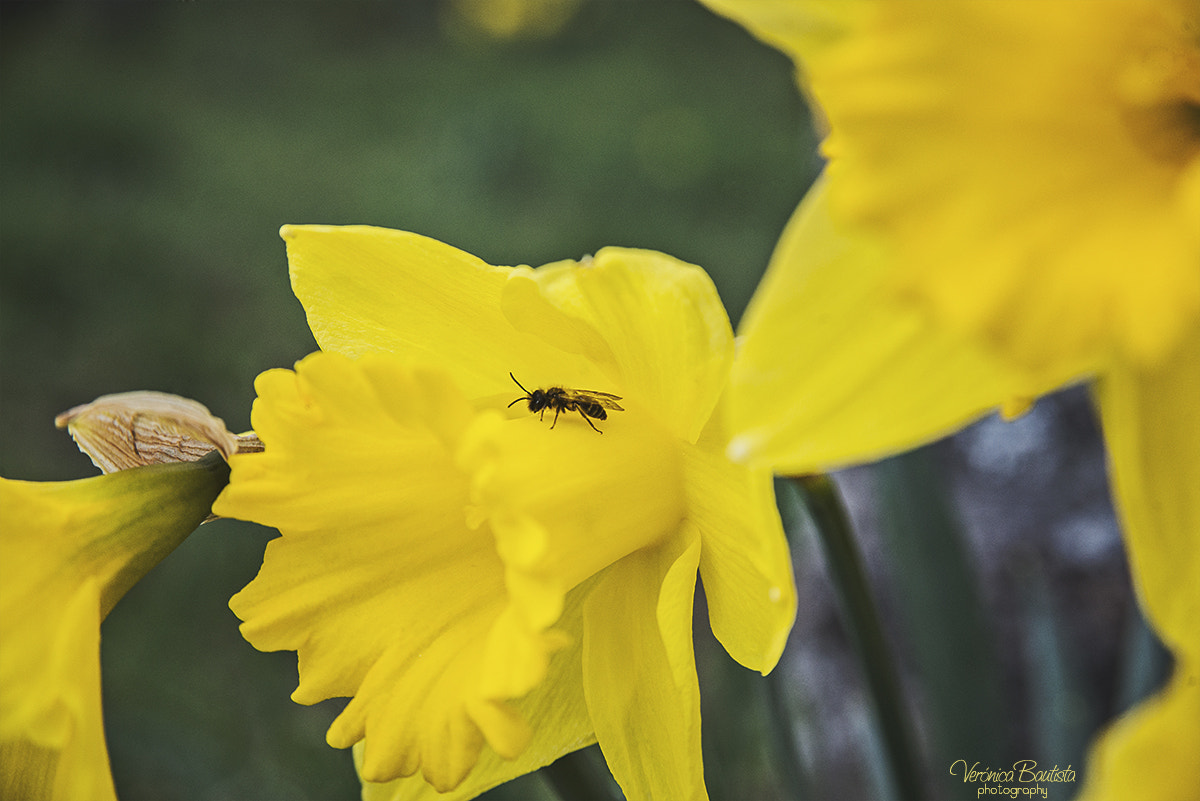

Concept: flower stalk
[[790, 474, 923, 801]]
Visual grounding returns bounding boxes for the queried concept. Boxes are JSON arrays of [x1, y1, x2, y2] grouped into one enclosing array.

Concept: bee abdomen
[[580, 403, 607, 420]]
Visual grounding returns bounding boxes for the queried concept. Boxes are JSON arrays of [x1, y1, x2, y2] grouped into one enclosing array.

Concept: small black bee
[[507, 373, 624, 433]]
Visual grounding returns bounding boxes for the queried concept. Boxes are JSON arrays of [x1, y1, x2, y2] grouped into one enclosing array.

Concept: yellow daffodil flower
[[212, 226, 797, 801], [698, 1, 1200, 798], [0, 454, 230, 801], [707, 0, 1200, 385], [445, 0, 582, 41]]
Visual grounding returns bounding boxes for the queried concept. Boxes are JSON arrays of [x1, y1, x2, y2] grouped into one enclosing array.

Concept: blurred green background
[[1, 2, 1162, 800], [1, 2, 815, 799], [0, 0, 817, 483]]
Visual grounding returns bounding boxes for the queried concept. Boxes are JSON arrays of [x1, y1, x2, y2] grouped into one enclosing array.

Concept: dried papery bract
[[56, 391, 241, 473]]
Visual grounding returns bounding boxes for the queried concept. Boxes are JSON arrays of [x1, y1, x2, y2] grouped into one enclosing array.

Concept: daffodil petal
[[359, 586, 597, 801], [583, 528, 708, 801], [1077, 658, 1200, 801], [684, 421, 795, 674], [1, 574, 96, 743], [1, 459, 229, 741], [712, 1, 1200, 375], [0, 580, 113, 801], [1, 741, 57, 801], [1, 456, 228, 801], [500, 260, 617, 384], [214, 352, 556, 790], [826, 0, 1200, 373], [339, 611, 529, 791], [503, 248, 734, 442], [281, 225, 582, 398], [698, 0, 861, 67], [1081, 329, 1200, 798], [728, 178, 1046, 473], [1096, 330, 1200, 661]]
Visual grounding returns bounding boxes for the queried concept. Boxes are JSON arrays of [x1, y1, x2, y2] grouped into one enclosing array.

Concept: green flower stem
[[791, 475, 924, 801]]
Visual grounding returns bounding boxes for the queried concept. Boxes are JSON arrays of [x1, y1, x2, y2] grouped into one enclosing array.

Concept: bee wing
[[572, 389, 624, 411]]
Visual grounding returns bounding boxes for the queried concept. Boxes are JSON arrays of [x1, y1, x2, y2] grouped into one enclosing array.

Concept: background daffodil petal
[[502, 247, 734, 443], [215, 353, 545, 790], [698, 0, 862, 67], [727, 179, 1042, 473], [0, 581, 114, 801], [359, 588, 597, 801], [1, 577, 97, 745], [583, 528, 708, 801], [1077, 660, 1200, 801], [1, 460, 229, 740], [281, 225, 582, 399], [711, 0, 1200, 375], [1096, 329, 1200, 660], [684, 424, 796, 674], [1087, 327, 1199, 800], [1, 741, 60, 801], [1, 456, 228, 801]]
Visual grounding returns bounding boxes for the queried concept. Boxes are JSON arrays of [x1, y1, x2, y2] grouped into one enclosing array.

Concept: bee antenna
[[509, 372, 531, 395]]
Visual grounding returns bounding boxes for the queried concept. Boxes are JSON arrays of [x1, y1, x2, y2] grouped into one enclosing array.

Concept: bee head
[[526, 389, 548, 412], [507, 374, 548, 413]]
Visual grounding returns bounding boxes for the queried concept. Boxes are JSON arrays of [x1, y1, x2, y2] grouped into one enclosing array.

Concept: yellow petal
[[583, 528, 708, 801], [338, 606, 534, 791], [1, 453, 230, 641], [445, 0, 583, 42], [281, 225, 586, 399], [727, 178, 1048, 473], [1, 741, 58, 801], [711, 0, 1200, 375], [1096, 329, 1200, 662], [684, 418, 795, 674], [0, 456, 228, 801], [1082, 328, 1200, 798], [0, 582, 113, 801], [359, 586, 596, 801], [698, 0, 863, 67], [1077, 659, 1200, 801], [502, 247, 734, 443]]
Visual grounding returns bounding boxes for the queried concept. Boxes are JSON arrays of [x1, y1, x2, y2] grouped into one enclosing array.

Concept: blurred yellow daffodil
[[212, 226, 797, 800], [444, 0, 582, 41], [0, 454, 230, 801], [699, 1, 1200, 798]]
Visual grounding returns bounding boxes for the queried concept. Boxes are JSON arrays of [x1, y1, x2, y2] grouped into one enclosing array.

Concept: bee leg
[[580, 411, 602, 433], [550, 407, 560, 429]]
